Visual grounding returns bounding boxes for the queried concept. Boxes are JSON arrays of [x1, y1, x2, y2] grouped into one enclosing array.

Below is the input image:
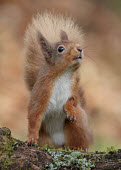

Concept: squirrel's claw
[[26, 136, 38, 146], [63, 97, 77, 122], [72, 146, 82, 150], [64, 107, 76, 122]]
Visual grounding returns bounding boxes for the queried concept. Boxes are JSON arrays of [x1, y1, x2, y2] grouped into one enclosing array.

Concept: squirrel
[[23, 12, 92, 151]]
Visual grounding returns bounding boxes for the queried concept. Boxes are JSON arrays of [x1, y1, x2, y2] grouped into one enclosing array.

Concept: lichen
[[42, 146, 95, 169]]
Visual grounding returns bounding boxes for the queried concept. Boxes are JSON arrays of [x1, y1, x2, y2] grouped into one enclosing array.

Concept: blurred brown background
[[0, 0, 121, 151]]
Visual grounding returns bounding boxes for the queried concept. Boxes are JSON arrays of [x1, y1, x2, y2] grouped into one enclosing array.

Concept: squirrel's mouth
[[72, 55, 82, 60]]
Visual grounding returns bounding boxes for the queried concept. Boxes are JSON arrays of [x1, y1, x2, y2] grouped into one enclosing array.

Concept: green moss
[[0, 136, 3, 141], [41, 144, 54, 150], [4, 139, 16, 156], [2, 137, 23, 157], [0, 127, 23, 156], [118, 159, 121, 163], [1, 157, 15, 169], [0, 128, 24, 169], [0, 138, 22, 169], [101, 155, 105, 162], [4, 129, 11, 136], [0, 127, 11, 137], [106, 146, 117, 154]]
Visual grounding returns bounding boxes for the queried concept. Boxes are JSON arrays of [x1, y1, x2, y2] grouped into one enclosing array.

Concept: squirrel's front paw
[[26, 136, 38, 146], [63, 106, 76, 122]]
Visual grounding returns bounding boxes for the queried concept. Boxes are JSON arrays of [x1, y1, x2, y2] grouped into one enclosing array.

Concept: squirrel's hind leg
[[64, 106, 93, 151], [38, 125, 53, 147]]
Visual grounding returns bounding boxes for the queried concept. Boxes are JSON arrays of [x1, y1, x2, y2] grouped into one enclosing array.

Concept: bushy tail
[[23, 12, 83, 90]]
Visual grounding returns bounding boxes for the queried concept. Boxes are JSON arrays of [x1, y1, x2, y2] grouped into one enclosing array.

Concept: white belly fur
[[42, 70, 72, 146]]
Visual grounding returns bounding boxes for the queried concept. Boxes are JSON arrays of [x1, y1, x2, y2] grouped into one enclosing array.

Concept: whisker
[[85, 55, 97, 64], [82, 45, 99, 54], [82, 46, 89, 50], [82, 46, 103, 64]]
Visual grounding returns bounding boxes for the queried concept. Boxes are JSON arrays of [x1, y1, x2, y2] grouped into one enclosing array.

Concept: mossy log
[[0, 127, 121, 169]]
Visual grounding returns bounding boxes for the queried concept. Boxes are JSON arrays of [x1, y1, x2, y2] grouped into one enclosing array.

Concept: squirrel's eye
[[58, 46, 65, 53]]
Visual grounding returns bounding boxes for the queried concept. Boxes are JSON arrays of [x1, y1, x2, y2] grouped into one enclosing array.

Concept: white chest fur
[[42, 70, 72, 146]]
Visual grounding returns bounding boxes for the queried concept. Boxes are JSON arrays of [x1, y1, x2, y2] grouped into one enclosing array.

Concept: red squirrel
[[23, 12, 92, 151]]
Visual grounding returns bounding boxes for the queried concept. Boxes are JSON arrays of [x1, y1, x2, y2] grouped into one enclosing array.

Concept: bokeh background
[[0, 0, 121, 151]]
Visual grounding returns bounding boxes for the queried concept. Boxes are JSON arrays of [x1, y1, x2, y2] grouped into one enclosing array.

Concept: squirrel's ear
[[38, 31, 52, 61], [60, 30, 68, 41]]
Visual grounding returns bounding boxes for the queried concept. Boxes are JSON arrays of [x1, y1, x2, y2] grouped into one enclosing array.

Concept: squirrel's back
[[24, 12, 84, 90]]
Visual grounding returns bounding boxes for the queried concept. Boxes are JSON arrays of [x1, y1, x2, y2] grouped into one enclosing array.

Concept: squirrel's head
[[38, 30, 84, 71]]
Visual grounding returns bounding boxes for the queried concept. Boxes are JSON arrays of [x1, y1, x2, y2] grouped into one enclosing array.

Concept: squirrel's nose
[[76, 48, 84, 59], [77, 48, 82, 53]]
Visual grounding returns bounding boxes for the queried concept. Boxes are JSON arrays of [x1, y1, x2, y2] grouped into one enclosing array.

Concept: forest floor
[[0, 127, 121, 170]]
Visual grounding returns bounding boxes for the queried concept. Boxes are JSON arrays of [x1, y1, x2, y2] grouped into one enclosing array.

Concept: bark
[[0, 127, 121, 169]]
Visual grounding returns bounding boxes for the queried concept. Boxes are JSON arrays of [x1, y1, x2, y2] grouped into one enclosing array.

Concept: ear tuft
[[38, 31, 49, 51], [60, 30, 68, 41], [37, 31, 52, 61]]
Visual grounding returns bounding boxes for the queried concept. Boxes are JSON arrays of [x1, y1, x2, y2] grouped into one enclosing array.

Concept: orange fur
[[64, 101, 92, 151], [65, 112, 91, 151], [24, 12, 92, 149], [63, 78, 92, 151], [63, 97, 76, 122], [26, 66, 58, 144]]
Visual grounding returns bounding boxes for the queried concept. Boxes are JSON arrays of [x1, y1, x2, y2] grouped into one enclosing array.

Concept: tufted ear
[[60, 30, 68, 41], [38, 31, 52, 62]]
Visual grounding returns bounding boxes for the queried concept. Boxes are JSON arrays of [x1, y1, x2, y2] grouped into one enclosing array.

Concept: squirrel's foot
[[26, 136, 38, 146], [71, 146, 83, 150], [63, 105, 76, 122]]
